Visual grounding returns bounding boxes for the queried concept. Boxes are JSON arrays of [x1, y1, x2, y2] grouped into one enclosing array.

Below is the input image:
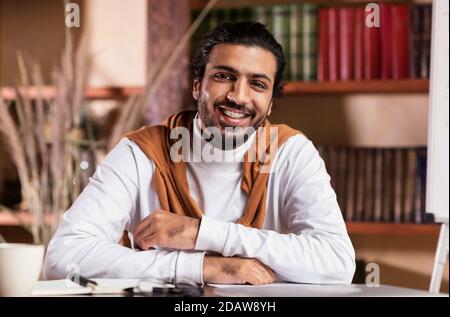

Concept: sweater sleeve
[[194, 135, 356, 284], [43, 138, 205, 284]]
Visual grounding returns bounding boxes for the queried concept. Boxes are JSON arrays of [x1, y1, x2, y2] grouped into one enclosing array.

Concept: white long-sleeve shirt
[[43, 115, 356, 284]]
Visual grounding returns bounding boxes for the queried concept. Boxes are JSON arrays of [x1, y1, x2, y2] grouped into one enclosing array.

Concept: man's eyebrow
[[211, 65, 239, 74], [211, 65, 272, 83]]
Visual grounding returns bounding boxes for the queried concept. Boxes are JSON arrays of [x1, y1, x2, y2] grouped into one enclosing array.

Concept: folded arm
[[43, 138, 204, 284], [194, 139, 356, 284]]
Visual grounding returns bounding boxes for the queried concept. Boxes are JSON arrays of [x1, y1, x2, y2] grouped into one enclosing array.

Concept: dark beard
[[196, 95, 269, 150]]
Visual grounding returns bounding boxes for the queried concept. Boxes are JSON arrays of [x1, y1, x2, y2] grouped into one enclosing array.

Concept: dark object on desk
[[124, 283, 204, 297], [352, 259, 367, 284], [70, 274, 204, 297], [70, 274, 98, 289]]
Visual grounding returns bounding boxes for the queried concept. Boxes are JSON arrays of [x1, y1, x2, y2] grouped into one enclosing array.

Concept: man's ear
[[192, 79, 200, 100], [267, 101, 273, 117]]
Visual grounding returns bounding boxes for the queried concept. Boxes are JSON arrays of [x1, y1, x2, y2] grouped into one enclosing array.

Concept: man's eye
[[252, 81, 267, 89], [214, 73, 233, 80]]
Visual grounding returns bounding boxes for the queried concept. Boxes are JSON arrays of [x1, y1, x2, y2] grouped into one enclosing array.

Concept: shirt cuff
[[175, 251, 206, 285], [194, 215, 230, 254]]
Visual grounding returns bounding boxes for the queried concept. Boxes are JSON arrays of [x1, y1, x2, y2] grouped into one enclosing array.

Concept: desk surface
[[210, 283, 445, 297], [31, 280, 446, 297]]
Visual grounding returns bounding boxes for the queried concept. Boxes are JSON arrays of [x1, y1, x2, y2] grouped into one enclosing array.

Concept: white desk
[[31, 280, 446, 297], [210, 283, 446, 297]]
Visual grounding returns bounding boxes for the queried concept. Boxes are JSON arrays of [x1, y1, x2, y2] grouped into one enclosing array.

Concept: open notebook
[[31, 279, 158, 296]]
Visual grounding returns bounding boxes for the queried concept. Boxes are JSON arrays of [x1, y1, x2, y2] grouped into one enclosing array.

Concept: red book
[[363, 8, 380, 79], [380, 3, 392, 79], [354, 7, 364, 80], [338, 8, 355, 80], [317, 8, 329, 81], [328, 8, 340, 81], [391, 4, 410, 79]]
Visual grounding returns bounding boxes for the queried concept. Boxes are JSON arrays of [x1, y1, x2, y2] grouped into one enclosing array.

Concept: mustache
[[214, 100, 254, 115]]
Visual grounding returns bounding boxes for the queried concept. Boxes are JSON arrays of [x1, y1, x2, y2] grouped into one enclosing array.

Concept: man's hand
[[133, 210, 200, 250], [203, 256, 276, 285]]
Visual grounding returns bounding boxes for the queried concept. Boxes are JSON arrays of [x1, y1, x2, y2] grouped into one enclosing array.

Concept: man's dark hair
[[190, 21, 286, 98]]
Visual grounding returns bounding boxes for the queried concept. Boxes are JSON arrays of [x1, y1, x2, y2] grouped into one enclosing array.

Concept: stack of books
[[191, 3, 432, 82], [316, 146, 429, 224]]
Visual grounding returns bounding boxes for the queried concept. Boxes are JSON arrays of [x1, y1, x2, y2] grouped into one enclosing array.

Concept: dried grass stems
[[0, 31, 95, 245], [0, 0, 216, 244]]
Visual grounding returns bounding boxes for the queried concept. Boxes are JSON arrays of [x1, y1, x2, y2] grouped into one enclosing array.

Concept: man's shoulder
[[273, 133, 320, 170], [277, 133, 312, 155], [106, 137, 156, 173]]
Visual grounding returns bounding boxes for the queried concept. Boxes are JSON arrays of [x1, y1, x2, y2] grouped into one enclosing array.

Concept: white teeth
[[223, 109, 247, 119]]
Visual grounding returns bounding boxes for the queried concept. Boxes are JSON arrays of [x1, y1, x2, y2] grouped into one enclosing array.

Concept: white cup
[[0, 243, 45, 296]]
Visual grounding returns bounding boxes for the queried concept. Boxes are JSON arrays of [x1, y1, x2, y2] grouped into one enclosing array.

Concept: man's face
[[193, 44, 276, 144]]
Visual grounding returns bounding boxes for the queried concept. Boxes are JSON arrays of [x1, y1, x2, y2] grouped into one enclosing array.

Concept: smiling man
[[44, 22, 355, 285]]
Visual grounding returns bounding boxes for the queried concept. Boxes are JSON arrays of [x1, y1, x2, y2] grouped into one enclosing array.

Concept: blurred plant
[[0, 29, 96, 245], [0, 0, 217, 245]]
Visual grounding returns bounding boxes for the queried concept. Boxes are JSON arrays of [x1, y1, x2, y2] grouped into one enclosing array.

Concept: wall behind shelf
[[270, 93, 428, 147], [0, 0, 82, 86]]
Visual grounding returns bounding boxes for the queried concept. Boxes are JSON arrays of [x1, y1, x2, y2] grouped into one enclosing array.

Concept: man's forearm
[[202, 255, 275, 285], [195, 216, 355, 284]]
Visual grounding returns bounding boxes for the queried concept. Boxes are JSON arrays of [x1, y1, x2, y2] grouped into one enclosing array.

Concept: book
[[353, 7, 365, 80], [363, 8, 380, 79], [373, 148, 384, 222], [380, 3, 393, 79], [420, 5, 432, 78], [393, 149, 405, 223], [363, 148, 375, 221], [272, 5, 291, 81], [31, 279, 141, 296], [382, 149, 394, 222], [403, 148, 417, 222], [317, 8, 329, 81], [289, 5, 303, 81], [409, 5, 423, 78], [254, 5, 273, 33], [391, 4, 410, 79], [345, 148, 356, 221], [354, 148, 366, 221], [338, 8, 355, 80], [301, 4, 318, 81], [414, 148, 427, 223], [328, 8, 340, 81], [337, 147, 348, 217]]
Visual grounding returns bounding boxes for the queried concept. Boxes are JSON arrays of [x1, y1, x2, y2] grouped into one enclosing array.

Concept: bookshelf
[[188, 0, 434, 233], [192, 0, 433, 10], [0, 210, 441, 236], [0, 79, 429, 101], [283, 79, 429, 94], [0, 86, 142, 101], [0, 0, 434, 236]]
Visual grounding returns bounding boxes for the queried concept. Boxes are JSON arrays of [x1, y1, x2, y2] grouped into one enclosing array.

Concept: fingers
[[132, 209, 166, 239], [134, 232, 157, 250]]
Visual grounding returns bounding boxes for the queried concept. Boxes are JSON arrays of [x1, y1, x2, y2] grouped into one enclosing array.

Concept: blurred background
[[0, 0, 447, 292]]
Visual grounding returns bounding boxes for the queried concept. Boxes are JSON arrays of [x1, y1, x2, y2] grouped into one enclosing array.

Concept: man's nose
[[227, 79, 250, 106]]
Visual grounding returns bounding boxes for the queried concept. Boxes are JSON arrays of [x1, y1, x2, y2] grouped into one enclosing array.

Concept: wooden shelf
[[0, 80, 429, 101], [283, 79, 429, 94], [0, 211, 55, 226], [0, 211, 440, 236], [347, 222, 440, 236], [0, 86, 143, 101]]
